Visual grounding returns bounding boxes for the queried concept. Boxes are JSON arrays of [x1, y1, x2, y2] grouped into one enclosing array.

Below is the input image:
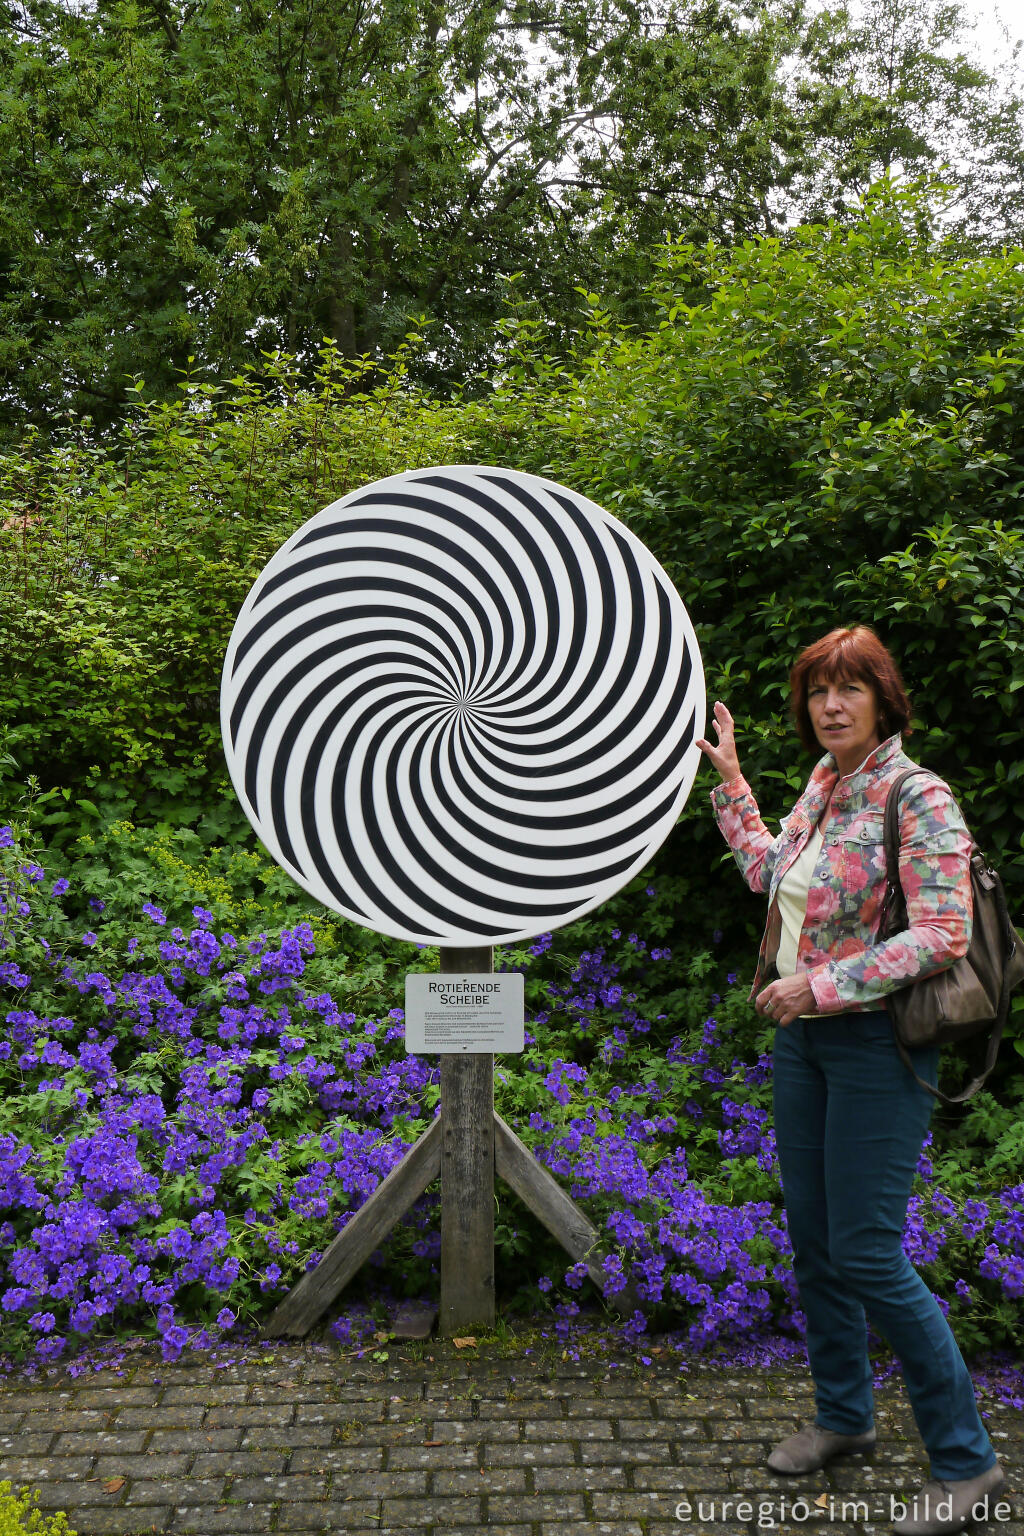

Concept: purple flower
[[142, 903, 166, 924], [52, 878, 70, 897], [81, 932, 98, 948]]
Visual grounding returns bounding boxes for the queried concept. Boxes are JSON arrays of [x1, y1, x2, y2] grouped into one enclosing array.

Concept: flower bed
[[1, 823, 1022, 1374]]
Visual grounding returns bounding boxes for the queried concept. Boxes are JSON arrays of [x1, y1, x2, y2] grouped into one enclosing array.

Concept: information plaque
[[405, 973, 525, 1055]]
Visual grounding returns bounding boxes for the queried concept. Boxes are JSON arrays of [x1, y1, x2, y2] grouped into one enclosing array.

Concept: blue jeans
[[772, 1011, 996, 1480]]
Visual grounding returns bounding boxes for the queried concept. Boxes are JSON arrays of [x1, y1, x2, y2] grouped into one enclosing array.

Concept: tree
[[0, 0, 1021, 435], [786, 0, 1024, 239]]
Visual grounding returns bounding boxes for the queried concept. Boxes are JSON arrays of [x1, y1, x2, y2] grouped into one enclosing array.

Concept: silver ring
[[765, 999, 774, 1011]]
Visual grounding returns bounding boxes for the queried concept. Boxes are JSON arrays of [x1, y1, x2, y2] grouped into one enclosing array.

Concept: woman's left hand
[[755, 973, 817, 1027]]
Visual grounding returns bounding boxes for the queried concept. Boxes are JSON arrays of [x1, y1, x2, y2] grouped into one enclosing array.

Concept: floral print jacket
[[710, 734, 973, 1015]]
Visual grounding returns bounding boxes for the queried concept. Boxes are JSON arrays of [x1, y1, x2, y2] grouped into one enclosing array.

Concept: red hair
[[790, 626, 911, 753]]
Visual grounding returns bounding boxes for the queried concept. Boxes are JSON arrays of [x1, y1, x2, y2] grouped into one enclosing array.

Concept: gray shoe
[[767, 1422, 876, 1474], [893, 1463, 1007, 1535]]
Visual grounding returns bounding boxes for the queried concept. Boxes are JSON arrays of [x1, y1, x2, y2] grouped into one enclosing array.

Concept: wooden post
[[438, 944, 495, 1334]]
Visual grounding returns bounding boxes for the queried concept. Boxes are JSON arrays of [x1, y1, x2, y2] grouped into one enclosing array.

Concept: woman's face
[[807, 671, 882, 775]]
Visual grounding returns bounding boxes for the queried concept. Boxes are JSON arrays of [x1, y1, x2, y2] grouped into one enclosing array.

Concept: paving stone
[[379, 1495, 484, 1525], [2, 1391, 71, 1411], [432, 1466, 526, 1494], [478, 1397, 564, 1419], [245, 1384, 328, 1406], [717, 1417, 808, 1442], [533, 1465, 627, 1491], [568, 1397, 626, 1418], [168, 1504, 275, 1532], [305, 1396, 388, 1419], [61, 1510, 171, 1534], [53, 1429, 149, 1455], [116, 1407, 205, 1430], [633, 1465, 738, 1491], [387, 1444, 480, 1470], [0, 1454, 93, 1481], [581, 1439, 672, 1464], [242, 1423, 331, 1449], [456, 1527, 530, 1536], [381, 1399, 432, 1421], [524, 1417, 613, 1440], [660, 1396, 744, 1418], [428, 1417, 521, 1442], [615, 1418, 682, 1440], [539, 1525, 645, 1536], [36, 1409, 113, 1433], [646, 1524, 751, 1536], [35, 1481, 131, 1508], [274, 1507, 383, 1532], [486, 1441, 576, 1467], [149, 1427, 242, 1453], [328, 1469, 427, 1497], [126, 1478, 229, 1506], [75, 1388, 166, 1410], [590, 1490, 669, 1519], [0, 1432, 54, 1454], [599, 1378, 671, 1396], [92, 1454, 193, 1480], [288, 1445, 385, 1472], [160, 1384, 248, 1407], [327, 1380, 407, 1399], [190, 1448, 288, 1477], [691, 1444, 764, 1465], [489, 1492, 587, 1520], [204, 1403, 294, 1428], [331, 1421, 433, 1448], [226, 1473, 330, 1501]]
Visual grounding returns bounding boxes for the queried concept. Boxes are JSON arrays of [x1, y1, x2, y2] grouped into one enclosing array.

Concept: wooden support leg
[[262, 1115, 442, 1339], [494, 1112, 640, 1315]]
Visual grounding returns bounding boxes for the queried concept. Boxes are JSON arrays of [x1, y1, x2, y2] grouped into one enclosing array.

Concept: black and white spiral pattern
[[221, 467, 705, 944]]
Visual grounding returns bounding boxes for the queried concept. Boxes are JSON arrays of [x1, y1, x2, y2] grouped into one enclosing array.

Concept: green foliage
[[1, 0, 1021, 430], [0, 344, 482, 825], [0, 1485, 74, 1536], [488, 185, 1024, 1025]]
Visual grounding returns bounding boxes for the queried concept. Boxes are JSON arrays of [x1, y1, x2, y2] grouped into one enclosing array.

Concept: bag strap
[[880, 769, 926, 936], [881, 769, 1007, 1107]]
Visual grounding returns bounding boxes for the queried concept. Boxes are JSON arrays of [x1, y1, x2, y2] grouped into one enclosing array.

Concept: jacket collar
[[818, 732, 903, 785], [798, 734, 903, 822]]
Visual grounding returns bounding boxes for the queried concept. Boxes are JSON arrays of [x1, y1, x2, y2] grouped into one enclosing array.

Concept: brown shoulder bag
[[880, 768, 1024, 1105]]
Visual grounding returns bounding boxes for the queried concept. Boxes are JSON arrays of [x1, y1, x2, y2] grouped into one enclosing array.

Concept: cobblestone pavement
[[0, 1340, 1020, 1536]]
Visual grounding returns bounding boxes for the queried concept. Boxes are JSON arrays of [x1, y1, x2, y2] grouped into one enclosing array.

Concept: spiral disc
[[220, 466, 705, 944]]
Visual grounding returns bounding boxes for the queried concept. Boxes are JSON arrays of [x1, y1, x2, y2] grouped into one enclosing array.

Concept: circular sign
[[221, 466, 705, 944]]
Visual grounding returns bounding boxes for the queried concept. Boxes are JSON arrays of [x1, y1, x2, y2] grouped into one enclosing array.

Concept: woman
[[697, 626, 1005, 1536]]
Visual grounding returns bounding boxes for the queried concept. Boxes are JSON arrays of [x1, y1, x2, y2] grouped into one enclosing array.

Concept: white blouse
[[776, 826, 824, 979]]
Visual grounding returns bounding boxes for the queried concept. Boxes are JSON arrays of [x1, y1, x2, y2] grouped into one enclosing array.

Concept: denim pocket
[[843, 1011, 894, 1045]]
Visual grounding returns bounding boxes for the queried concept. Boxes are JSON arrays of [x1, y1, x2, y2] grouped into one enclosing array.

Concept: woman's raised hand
[[696, 701, 742, 785]]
